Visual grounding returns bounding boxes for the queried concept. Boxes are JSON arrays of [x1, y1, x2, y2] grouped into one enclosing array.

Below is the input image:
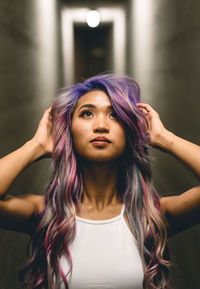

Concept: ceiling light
[[86, 10, 100, 28]]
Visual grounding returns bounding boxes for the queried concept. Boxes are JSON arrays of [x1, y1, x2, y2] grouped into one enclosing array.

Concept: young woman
[[0, 74, 199, 289]]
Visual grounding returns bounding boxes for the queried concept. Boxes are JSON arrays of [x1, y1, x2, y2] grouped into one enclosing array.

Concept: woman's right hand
[[31, 107, 54, 156]]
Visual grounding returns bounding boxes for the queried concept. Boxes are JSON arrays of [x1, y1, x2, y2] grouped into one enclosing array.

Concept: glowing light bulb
[[86, 10, 100, 28]]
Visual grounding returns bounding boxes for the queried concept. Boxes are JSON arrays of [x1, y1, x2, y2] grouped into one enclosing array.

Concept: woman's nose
[[93, 116, 109, 133]]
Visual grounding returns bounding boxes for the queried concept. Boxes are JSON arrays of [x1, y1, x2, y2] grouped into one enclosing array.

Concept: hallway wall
[[130, 1, 200, 288], [0, 1, 62, 288]]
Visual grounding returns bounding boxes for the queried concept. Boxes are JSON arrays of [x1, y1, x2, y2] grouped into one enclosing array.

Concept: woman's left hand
[[137, 103, 168, 147]]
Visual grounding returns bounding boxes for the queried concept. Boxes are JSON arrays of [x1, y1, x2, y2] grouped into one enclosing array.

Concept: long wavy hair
[[20, 74, 171, 289]]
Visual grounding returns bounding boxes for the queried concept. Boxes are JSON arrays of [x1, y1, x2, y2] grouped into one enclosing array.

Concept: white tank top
[[60, 204, 144, 289]]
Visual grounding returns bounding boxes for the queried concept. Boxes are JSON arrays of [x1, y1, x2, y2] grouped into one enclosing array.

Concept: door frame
[[61, 6, 126, 85]]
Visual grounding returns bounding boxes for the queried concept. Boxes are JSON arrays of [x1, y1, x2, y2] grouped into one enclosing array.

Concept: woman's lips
[[91, 141, 110, 147], [90, 137, 111, 146], [90, 136, 111, 143]]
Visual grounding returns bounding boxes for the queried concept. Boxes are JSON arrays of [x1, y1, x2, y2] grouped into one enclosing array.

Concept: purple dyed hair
[[20, 74, 171, 289]]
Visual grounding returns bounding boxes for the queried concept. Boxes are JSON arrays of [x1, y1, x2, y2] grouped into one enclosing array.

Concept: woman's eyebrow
[[78, 104, 95, 111], [78, 104, 113, 111]]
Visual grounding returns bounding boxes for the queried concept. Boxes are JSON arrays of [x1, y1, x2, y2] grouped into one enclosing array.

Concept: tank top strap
[[120, 203, 126, 217]]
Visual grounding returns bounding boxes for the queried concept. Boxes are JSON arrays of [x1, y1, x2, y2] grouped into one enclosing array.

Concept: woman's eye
[[110, 111, 117, 119], [80, 110, 93, 118]]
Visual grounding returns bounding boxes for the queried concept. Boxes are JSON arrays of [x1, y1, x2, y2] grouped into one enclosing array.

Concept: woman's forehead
[[76, 90, 111, 108]]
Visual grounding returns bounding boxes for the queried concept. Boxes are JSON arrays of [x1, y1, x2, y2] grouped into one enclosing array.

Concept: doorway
[[74, 23, 113, 82]]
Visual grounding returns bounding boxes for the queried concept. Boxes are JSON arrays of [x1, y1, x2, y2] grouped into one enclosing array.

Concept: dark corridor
[[74, 23, 113, 81]]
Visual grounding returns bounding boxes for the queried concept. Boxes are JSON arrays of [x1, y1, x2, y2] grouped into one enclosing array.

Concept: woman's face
[[71, 90, 126, 162]]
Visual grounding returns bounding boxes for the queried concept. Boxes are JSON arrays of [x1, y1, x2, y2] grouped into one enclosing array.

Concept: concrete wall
[[130, 1, 200, 288], [0, 0, 62, 288]]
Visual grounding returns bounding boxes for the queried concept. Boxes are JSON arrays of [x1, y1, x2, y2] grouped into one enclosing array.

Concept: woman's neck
[[80, 160, 122, 210]]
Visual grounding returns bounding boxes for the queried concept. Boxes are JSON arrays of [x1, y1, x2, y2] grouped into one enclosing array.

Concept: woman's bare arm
[[0, 140, 45, 197], [0, 108, 53, 234], [138, 103, 200, 235], [160, 187, 200, 235]]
